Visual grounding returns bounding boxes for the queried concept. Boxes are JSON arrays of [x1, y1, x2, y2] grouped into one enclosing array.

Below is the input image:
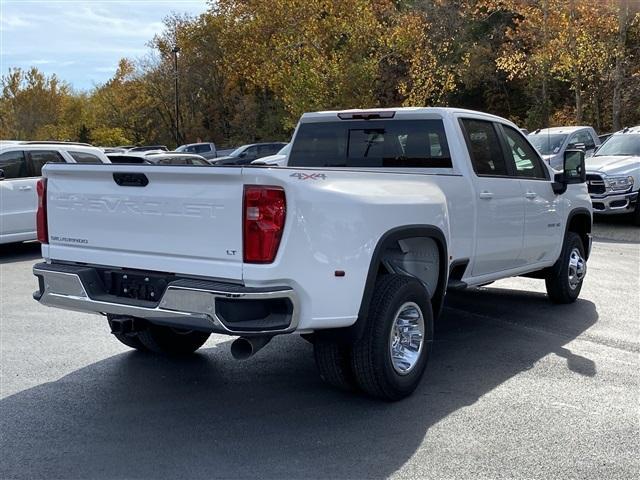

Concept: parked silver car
[[528, 126, 600, 170], [175, 142, 217, 160]]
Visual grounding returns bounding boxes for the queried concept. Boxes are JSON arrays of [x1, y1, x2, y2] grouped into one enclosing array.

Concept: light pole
[[172, 45, 180, 146]]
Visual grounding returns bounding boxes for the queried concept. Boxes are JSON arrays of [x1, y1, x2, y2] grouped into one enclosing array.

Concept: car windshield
[[175, 145, 188, 152], [527, 133, 567, 155], [229, 146, 247, 157], [594, 134, 640, 156]]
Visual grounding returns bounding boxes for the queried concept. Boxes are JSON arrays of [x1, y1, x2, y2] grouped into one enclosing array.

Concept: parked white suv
[[32, 108, 592, 400], [0, 142, 110, 244], [585, 126, 640, 224]]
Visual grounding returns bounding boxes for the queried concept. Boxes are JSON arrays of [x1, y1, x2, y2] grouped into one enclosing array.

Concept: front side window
[[569, 130, 595, 150], [27, 150, 65, 176], [243, 146, 258, 158], [289, 119, 451, 168], [501, 125, 547, 179], [258, 144, 281, 157], [460, 119, 508, 176], [0, 150, 28, 179], [70, 151, 102, 164]]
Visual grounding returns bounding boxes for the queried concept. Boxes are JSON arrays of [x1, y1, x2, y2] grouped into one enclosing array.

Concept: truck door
[[497, 124, 563, 265], [459, 118, 525, 276]]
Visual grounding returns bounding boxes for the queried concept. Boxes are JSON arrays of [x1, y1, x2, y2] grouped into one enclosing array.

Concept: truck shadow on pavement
[[0, 242, 41, 264], [0, 288, 598, 479]]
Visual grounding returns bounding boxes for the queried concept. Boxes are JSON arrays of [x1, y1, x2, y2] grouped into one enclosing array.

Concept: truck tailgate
[[43, 164, 244, 280]]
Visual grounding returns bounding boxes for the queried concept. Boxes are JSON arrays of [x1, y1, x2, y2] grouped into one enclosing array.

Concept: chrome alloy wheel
[[389, 302, 425, 375], [568, 247, 586, 290]]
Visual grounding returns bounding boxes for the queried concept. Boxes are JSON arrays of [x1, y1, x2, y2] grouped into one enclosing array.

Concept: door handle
[[525, 191, 537, 199], [479, 191, 493, 200], [18, 186, 33, 191]]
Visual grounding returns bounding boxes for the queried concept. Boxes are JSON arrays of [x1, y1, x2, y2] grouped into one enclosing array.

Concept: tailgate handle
[[113, 172, 149, 187]]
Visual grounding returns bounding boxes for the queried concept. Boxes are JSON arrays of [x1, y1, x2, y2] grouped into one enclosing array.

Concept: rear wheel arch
[[320, 225, 447, 344]]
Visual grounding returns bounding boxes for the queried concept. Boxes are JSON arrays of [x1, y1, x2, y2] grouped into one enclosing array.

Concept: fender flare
[[565, 207, 592, 259], [320, 225, 448, 344]]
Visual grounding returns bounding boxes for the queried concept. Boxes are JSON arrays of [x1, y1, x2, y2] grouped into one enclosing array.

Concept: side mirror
[[0, 168, 5, 180], [568, 142, 586, 151], [552, 149, 586, 194], [239, 152, 247, 158]]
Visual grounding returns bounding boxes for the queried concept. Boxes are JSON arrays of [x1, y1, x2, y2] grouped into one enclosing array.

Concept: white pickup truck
[[585, 126, 640, 224], [33, 108, 592, 400]]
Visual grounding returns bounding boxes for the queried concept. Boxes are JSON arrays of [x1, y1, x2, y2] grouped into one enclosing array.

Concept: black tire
[[314, 337, 358, 392], [545, 232, 586, 304], [633, 200, 640, 226], [137, 324, 210, 355], [350, 274, 434, 401], [107, 315, 147, 351]]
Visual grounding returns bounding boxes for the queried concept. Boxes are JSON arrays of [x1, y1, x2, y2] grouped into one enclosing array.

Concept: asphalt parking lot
[[1, 220, 638, 480]]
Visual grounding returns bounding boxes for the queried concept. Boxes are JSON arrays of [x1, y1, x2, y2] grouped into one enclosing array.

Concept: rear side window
[[27, 150, 65, 176], [288, 120, 451, 168], [194, 144, 211, 153], [460, 119, 508, 176], [0, 150, 28, 179], [258, 144, 280, 157], [70, 151, 102, 164]]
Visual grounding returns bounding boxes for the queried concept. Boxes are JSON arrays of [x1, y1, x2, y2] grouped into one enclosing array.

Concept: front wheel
[[350, 274, 433, 401], [545, 232, 587, 304]]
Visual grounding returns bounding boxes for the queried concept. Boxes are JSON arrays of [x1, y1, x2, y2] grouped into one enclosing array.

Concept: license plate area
[[102, 270, 171, 302]]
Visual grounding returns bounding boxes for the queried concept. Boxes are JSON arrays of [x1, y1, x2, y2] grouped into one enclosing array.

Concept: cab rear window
[[288, 119, 451, 168]]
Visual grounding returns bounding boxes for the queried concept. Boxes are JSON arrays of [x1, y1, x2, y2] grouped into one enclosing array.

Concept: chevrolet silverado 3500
[[33, 108, 592, 400]]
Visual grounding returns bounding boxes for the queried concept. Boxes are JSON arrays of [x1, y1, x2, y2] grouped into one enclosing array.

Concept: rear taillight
[[243, 185, 286, 263], [36, 178, 48, 244]]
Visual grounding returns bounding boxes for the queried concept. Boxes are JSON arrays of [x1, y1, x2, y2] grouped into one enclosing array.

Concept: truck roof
[[529, 126, 593, 135], [615, 126, 640, 135], [300, 107, 514, 125]]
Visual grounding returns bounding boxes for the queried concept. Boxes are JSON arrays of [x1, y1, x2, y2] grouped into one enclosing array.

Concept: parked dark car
[[216, 148, 236, 157], [212, 142, 287, 165]]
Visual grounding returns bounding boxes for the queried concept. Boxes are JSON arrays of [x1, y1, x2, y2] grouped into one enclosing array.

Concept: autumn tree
[[2, 0, 638, 145], [0, 67, 71, 139]]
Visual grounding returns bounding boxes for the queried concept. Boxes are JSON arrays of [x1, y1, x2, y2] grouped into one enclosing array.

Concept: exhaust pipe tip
[[230, 336, 271, 360]]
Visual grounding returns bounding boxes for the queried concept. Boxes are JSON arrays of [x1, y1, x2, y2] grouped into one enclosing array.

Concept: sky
[[0, 0, 209, 90]]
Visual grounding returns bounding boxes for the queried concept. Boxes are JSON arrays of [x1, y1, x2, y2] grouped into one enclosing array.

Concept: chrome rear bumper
[[33, 262, 298, 335]]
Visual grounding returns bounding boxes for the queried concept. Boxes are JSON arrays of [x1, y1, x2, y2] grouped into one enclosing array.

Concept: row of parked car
[[1, 121, 638, 245], [101, 142, 288, 166], [526, 126, 639, 222]]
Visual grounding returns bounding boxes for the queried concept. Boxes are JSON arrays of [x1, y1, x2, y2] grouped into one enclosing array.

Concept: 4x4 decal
[[290, 172, 327, 180]]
